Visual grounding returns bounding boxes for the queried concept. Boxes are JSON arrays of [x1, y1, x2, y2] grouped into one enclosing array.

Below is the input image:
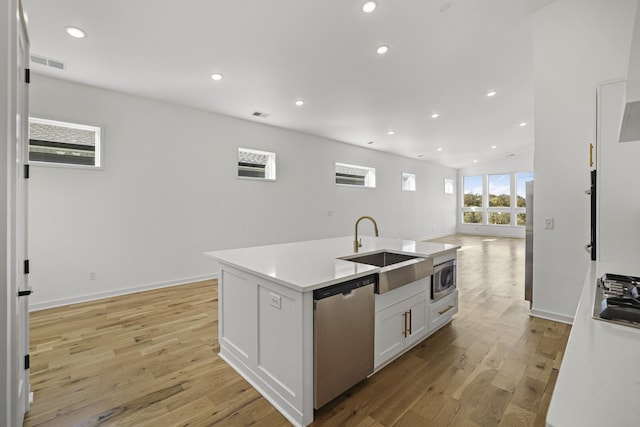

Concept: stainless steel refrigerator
[[525, 181, 533, 307]]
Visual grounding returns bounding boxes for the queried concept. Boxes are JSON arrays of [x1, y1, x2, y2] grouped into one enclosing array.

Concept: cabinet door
[[374, 302, 405, 369], [404, 292, 429, 348]]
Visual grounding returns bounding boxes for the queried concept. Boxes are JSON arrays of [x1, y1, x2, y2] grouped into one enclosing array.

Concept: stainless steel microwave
[[432, 259, 456, 301]]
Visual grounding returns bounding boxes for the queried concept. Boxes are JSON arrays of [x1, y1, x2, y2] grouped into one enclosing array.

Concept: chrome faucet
[[354, 216, 379, 252]]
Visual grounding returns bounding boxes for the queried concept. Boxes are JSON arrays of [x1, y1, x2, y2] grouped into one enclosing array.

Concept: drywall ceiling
[[23, 0, 553, 169]]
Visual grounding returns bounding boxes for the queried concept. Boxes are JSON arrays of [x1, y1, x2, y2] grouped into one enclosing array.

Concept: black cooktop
[[593, 273, 640, 328]]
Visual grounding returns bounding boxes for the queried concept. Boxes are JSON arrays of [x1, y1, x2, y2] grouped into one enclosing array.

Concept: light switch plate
[[544, 218, 554, 229]]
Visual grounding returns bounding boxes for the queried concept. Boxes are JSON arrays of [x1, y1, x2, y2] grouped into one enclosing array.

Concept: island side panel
[[219, 269, 255, 363], [218, 263, 314, 427]]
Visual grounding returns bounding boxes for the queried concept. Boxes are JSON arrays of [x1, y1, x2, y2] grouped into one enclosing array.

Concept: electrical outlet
[[327, 210, 332, 216], [89, 271, 97, 280], [544, 218, 554, 229], [270, 293, 281, 310]]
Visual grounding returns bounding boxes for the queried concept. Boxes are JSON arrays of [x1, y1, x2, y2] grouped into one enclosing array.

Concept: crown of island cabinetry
[[205, 236, 459, 426]]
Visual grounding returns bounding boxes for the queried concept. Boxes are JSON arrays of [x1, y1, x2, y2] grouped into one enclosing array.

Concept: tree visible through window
[[460, 171, 532, 227], [516, 172, 534, 225], [462, 176, 483, 223], [488, 174, 510, 225]]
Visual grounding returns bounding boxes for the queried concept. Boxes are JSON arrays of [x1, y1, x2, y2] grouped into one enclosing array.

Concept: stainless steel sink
[[341, 251, 433, 294]]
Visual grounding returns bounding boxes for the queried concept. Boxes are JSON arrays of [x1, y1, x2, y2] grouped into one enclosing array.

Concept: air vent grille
[[30, 54, 65, 71]]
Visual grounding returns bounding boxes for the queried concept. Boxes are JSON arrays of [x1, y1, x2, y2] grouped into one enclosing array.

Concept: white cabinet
[[374, 252, 459, 371], [375, 290, 429, 368], [429, 290, 458, 332], [373, 276, 432, 370]]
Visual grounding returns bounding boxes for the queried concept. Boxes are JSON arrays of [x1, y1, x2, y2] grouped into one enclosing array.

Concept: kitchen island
[[205, 235, 459, 426]]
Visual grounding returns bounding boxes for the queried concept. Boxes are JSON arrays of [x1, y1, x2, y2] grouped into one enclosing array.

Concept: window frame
[[237, 147, 277, 181], [487, 173, 513, 226], [461, 171, 532, 227], [28, 116, 103, 170], [515, 172, 534, 226], [334, 162, 376, 188], [401, 172, 416, 192], [461, 175, 484, 224]]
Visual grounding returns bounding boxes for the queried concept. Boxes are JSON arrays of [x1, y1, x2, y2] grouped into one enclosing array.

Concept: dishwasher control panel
[[313, 274, 378, 300]]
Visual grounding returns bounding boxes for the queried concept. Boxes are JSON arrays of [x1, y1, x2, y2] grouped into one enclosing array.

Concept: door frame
[[2, 0, 30, 426]]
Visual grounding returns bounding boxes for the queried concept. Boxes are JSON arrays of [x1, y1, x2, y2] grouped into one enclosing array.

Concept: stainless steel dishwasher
[[313, 274, 376, 409]]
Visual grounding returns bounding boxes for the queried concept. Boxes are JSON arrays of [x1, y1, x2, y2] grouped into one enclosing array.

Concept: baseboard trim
[[28, 273, 219, 312], [530, 308, 574, 325], [219, 350, 306, 427]]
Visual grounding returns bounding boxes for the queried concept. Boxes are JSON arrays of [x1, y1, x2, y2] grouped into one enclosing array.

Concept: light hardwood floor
[[23, 235, 571, 426]]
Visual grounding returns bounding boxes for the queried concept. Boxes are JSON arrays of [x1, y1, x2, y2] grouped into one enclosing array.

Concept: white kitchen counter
[[547, 261, 640, 427], [204, 235, 459, 292]]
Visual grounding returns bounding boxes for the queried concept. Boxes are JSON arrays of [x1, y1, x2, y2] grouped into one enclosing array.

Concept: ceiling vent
[[30, 54, 65, 71], [252, 111, 270, 118]]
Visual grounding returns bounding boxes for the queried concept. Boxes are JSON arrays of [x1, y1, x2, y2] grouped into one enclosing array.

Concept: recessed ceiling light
[[431, 113, 440, 118], [376, 45, 389, 55], [211, 73, 223, 81], [519, 122, 527, 127], [491, 145, 497, 149], [486, 91, 497, 97], [367, 141, 375, 145], [387, 130, 395, 135], [295, 99, 304, 106], [362, 1, 377, 13], [473, 159, 478, 163], [437, 147, 443, 152], [65, 26, 86, 39]]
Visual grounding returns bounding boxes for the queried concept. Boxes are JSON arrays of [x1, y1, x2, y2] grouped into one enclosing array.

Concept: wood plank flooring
[[23, 234, 571, 426]]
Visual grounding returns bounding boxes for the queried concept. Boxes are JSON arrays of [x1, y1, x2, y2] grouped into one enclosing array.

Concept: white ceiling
[[23, 0, 554, 169]]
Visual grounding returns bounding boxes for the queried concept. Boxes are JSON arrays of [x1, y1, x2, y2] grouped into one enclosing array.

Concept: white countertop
[[204, 235, 459, 292], [547, 261, 640, 427]]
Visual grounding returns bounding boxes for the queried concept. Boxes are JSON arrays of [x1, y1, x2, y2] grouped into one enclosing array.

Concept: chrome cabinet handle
[[408, 309, 412, 335], [438, 305, 454, 315]]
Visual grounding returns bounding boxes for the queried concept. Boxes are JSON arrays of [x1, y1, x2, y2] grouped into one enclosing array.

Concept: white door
[[15, 1, 31, 421]]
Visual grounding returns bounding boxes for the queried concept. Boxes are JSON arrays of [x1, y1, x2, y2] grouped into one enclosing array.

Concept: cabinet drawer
[[429, 290, 458, 331]]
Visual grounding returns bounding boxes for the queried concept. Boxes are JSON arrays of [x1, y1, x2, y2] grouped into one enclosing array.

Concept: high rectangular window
[[401, 172, 416, 191], [238, 147, 276, 180], [29, 117, 102, 168], [335, 162, 376, 188]]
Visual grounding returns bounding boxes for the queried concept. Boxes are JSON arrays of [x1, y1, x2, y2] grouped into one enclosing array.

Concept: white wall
[[28, 75, 457, 309], [597, 79, 640, 263], [457, 151, 533, 238], [532, 0, 637, 323]]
